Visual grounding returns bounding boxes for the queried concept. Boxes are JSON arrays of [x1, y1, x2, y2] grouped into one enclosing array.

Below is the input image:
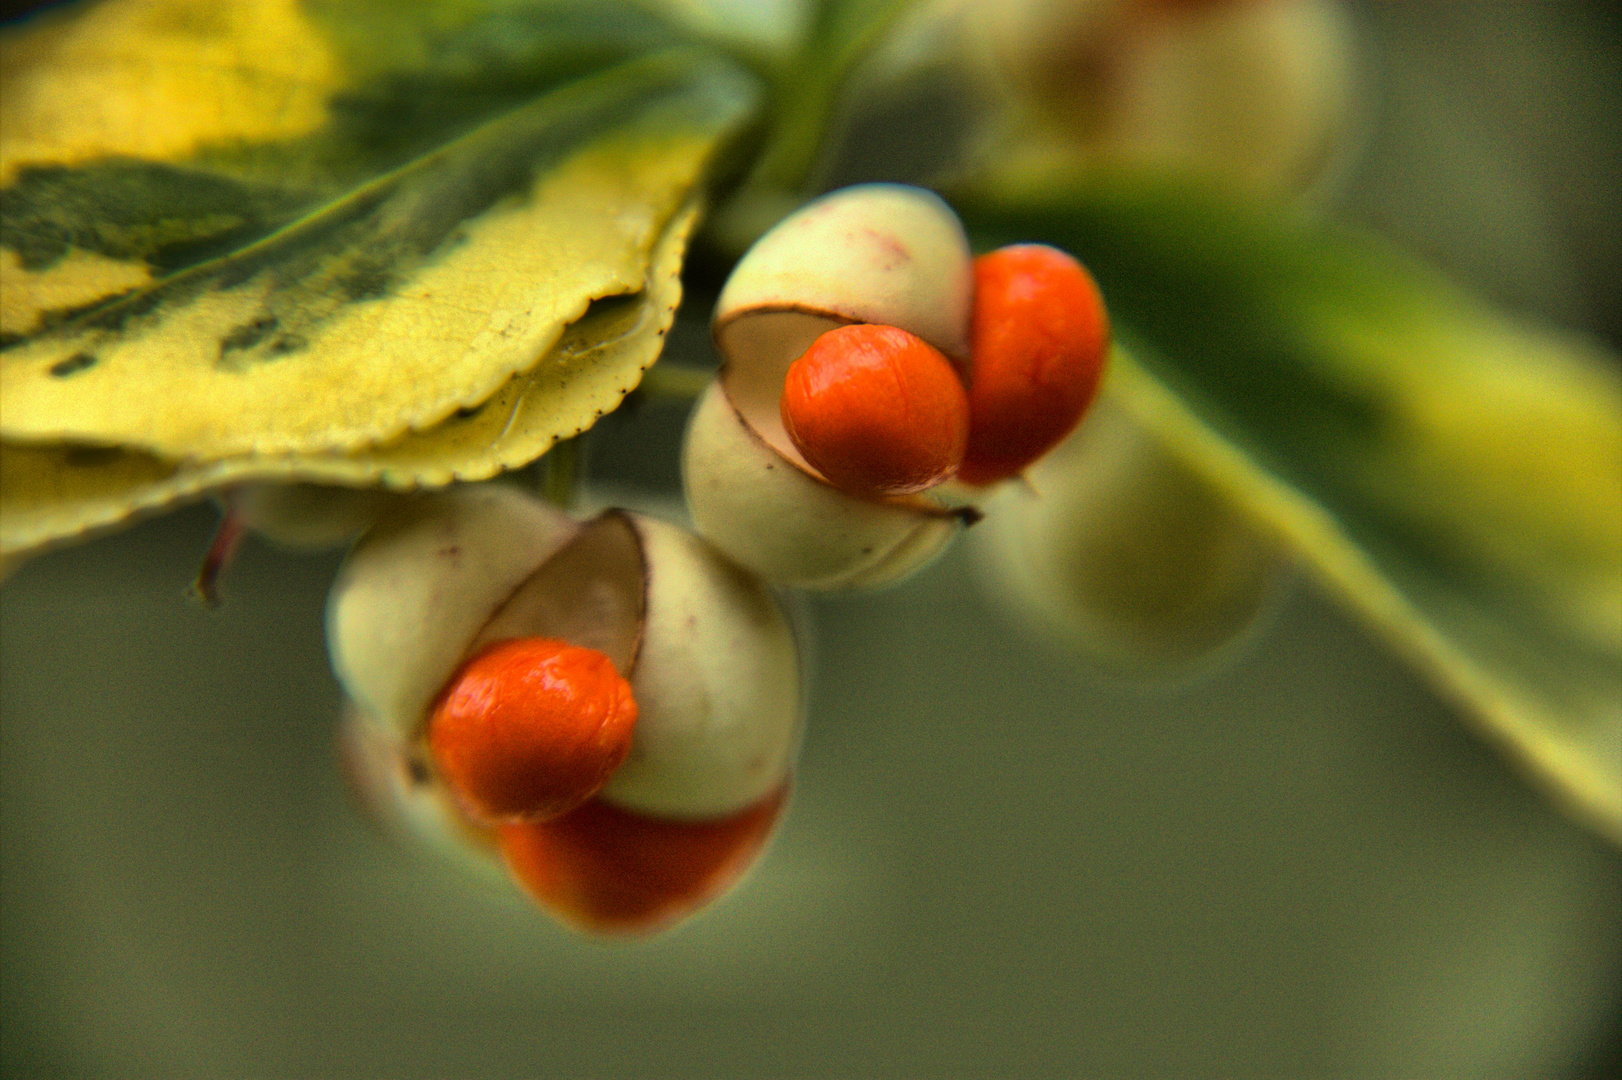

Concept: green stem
[[709, 0, 926, 251], [637, 362, 714, 402], [541, 436, 584, 509]]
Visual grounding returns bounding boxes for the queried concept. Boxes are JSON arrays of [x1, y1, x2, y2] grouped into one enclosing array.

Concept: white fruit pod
[[1054, 0, 1360, 201], [974, 394, 1289, 676], [327, 483, 802, 820], [598, 514, 801, 817], [327, 484, 582, 740], [335, 701, 507, 883], [686, 183, 980, 590], [868, 0, 1359, 203]]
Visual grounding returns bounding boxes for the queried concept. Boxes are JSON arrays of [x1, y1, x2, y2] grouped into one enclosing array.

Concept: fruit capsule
[[867, 0, 1356, 200], [687, 184, 979, 590], [327, 486, 804, 934], [428, 637, 638, 823], [781, 324, 970, 499], [973, 393, 1285, 675], [959, 244, 1110, 486]]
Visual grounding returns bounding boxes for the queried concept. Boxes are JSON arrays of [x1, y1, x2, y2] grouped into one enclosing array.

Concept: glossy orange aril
[[780, 323, 970, 499], [958, 245, 1110, 486], [498, 784, 790, 935], [428, 637, 637, 823]]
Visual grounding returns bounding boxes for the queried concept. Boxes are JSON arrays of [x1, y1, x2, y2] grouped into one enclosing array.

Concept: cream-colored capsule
[[713, 183, 975, 364], [686, 184, 979, 589], [326, 484, 802, 819], [975, 395, 1288, 676], [601, 513, 800, 818], [336, 701, 507, 883], [326, 485, 582, 738], [861, 0, 1359, 203], [684, 379, 970, 590]]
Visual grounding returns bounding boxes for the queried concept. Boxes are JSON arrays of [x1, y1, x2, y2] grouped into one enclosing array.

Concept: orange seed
[[428, 638, 637, 823], [959, 245, 1110, 486], [780, 324, 970, 499]]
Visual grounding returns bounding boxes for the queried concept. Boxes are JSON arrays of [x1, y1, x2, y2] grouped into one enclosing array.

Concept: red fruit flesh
[[959, 245, 1110, 486], [780, 324, 970, 498], [499, 784, 790, 936], [428, 638, 637, 823]]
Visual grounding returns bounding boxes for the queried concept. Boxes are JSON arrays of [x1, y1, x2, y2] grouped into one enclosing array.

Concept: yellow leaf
[[0, 200, 696, 561], [0, 248, 153, 340], [0, 0, 341, 188], [1, 49, 754, 458], [328, 201, 697, 487], [0, 0, 343, 338], [0, 441, 204, 561]]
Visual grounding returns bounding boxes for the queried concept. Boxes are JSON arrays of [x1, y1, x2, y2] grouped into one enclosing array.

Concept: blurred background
[[3, 2, 1620, 1077]]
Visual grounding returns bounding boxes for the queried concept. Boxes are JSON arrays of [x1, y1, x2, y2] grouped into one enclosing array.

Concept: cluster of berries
[[331, 492, 801, 935], [327, 186, 1112, 935], [784, 242, 1108, 496], [684, 185, 1110, 589]]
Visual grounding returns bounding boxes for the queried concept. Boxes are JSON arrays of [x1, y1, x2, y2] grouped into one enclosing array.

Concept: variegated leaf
[[1, 200, 697, 560], [0, 0, 758, 461], [960, 173, 1622, 844]]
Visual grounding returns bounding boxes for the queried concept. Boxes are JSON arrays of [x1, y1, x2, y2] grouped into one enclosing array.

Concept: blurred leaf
[[0, 202, 697, 561], [959, 173, 1622, 844], [0, 0, 757, 463]]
